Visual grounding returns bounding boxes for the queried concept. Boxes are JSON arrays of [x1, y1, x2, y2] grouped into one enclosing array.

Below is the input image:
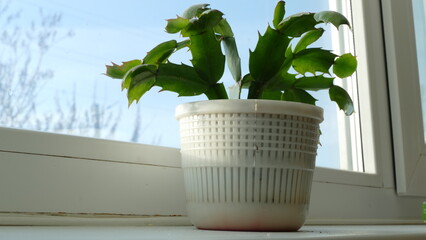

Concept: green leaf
[[261, 91, 283, 100], [182, 10, 224, 37], [249, 26, 291, 83], [122, 64, 157, 90], [281, 44, 294, 73], [264, 72, 297, 91], [105, 60, 142, 79], [176, 39, 190, 50], [156, 63, 208, 96], [248, 26, 291, 98], [277, 12, 317, 37], [222, 37, 241, 82], [293, 48, 337, 75], [294, 75, 334, 91], [333, 53, 357, 78], [329, 85, 354, 116], [294, 28, 325, 53], [282, 88, 317, 105], [182, 4, 210, 19], [241, 73, 254, 88], [189, 29, 225, 84], [214, 18, 234, 37], [205, 83, 228, 99], [314, 11, 351, 29], [213, 18, 241, 83], [143, 40, 177, 64], [126, 64, 158, 106], [273, 1, 285, 29], [165, 17, 190, 33]]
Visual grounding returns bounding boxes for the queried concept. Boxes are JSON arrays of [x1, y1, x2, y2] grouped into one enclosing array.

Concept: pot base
[[187, 202, 307, 231]]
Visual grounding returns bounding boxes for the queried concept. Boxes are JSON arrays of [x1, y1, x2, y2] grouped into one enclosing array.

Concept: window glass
[[0, 0, 353, 169], [412, 0, 426, 142]]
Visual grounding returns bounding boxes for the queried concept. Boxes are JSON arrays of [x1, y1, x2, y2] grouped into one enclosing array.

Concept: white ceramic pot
[[175, 99, 323, 231]]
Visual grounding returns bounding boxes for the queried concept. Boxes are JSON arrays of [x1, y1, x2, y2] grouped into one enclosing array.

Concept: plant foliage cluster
[[106, 1, 357, 115]]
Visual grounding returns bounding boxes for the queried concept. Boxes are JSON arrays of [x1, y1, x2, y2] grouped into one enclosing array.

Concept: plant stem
[[247, 81, 264, 99]]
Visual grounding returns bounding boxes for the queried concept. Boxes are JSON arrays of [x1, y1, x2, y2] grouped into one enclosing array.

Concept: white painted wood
[[0, 149, 423, 225], [382, 0, 426, 196], [313, 168, 381, 187], [342, 0, 398, 191], [311, 0, 395, 189], [0, 127, 181, 167], [308, 181, 424, 224], [317, 0, 397, 190], [0, 151, 186, 215], [0, 226, 425, 240], [0, 213, 191, 226], [1, 213, 421, 227]]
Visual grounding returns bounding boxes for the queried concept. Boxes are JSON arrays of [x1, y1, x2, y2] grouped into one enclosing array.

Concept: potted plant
[[105, 1, 356, 231]]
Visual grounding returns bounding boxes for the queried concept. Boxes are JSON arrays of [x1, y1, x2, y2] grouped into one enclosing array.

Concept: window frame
[[0, 0, 425, 225], [382, 0, 426, 197], [312, 0, 393, 188]]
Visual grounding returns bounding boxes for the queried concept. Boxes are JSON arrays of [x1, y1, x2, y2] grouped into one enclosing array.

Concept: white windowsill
[[1, 225, 425, 240]]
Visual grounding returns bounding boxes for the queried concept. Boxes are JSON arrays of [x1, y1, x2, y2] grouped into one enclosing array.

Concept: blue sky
[[3, 0, 344, 168]]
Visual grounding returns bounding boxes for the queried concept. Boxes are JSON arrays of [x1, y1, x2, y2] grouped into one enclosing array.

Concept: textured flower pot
[[175, 99, 323, 231]]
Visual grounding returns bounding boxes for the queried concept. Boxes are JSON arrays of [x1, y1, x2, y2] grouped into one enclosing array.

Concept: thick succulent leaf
[[333, 53, 357, 78], [282, 88, 317, 105], [105, 60, 142, 79], [293, 48, 337, 75], [264, 72, 297, 91], [228, 82, 241, 99], [329, 85, 354, 116], [176, 39, 190, 50], [165, 17, 190, 33], [205, 83, 228, 99], [222, 37, 241, 82], [213, 15, 240, 82], [314, 11, 351, 29], [214, 19, 234, 37], [249, 26, 291, 82], [143, 40, 177, 64], [241, 73, 254, 88], [261, 91, 283, 100], [156, 63, 209, 96], [294, 75, 334, 91], [122, 64, 157, 90], [182, 10, 224, 37], [144, 40, 189, 65], [248, 27, 292, 98], [126, 64, 158, 106], [294, 28, 325, 53], [182, 4, 210, 19], [281, 44, 294, 73], [273, 1, 285, 29], [277, 12, 317, 37], [189, 29, 225, 84]]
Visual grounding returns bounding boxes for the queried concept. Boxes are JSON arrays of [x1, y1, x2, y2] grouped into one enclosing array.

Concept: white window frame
[[382, 0, 426, 197], [0, 0, 425, 225]]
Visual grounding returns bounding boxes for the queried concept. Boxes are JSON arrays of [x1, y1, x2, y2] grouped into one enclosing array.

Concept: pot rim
[[175, 99, 323, 122]]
